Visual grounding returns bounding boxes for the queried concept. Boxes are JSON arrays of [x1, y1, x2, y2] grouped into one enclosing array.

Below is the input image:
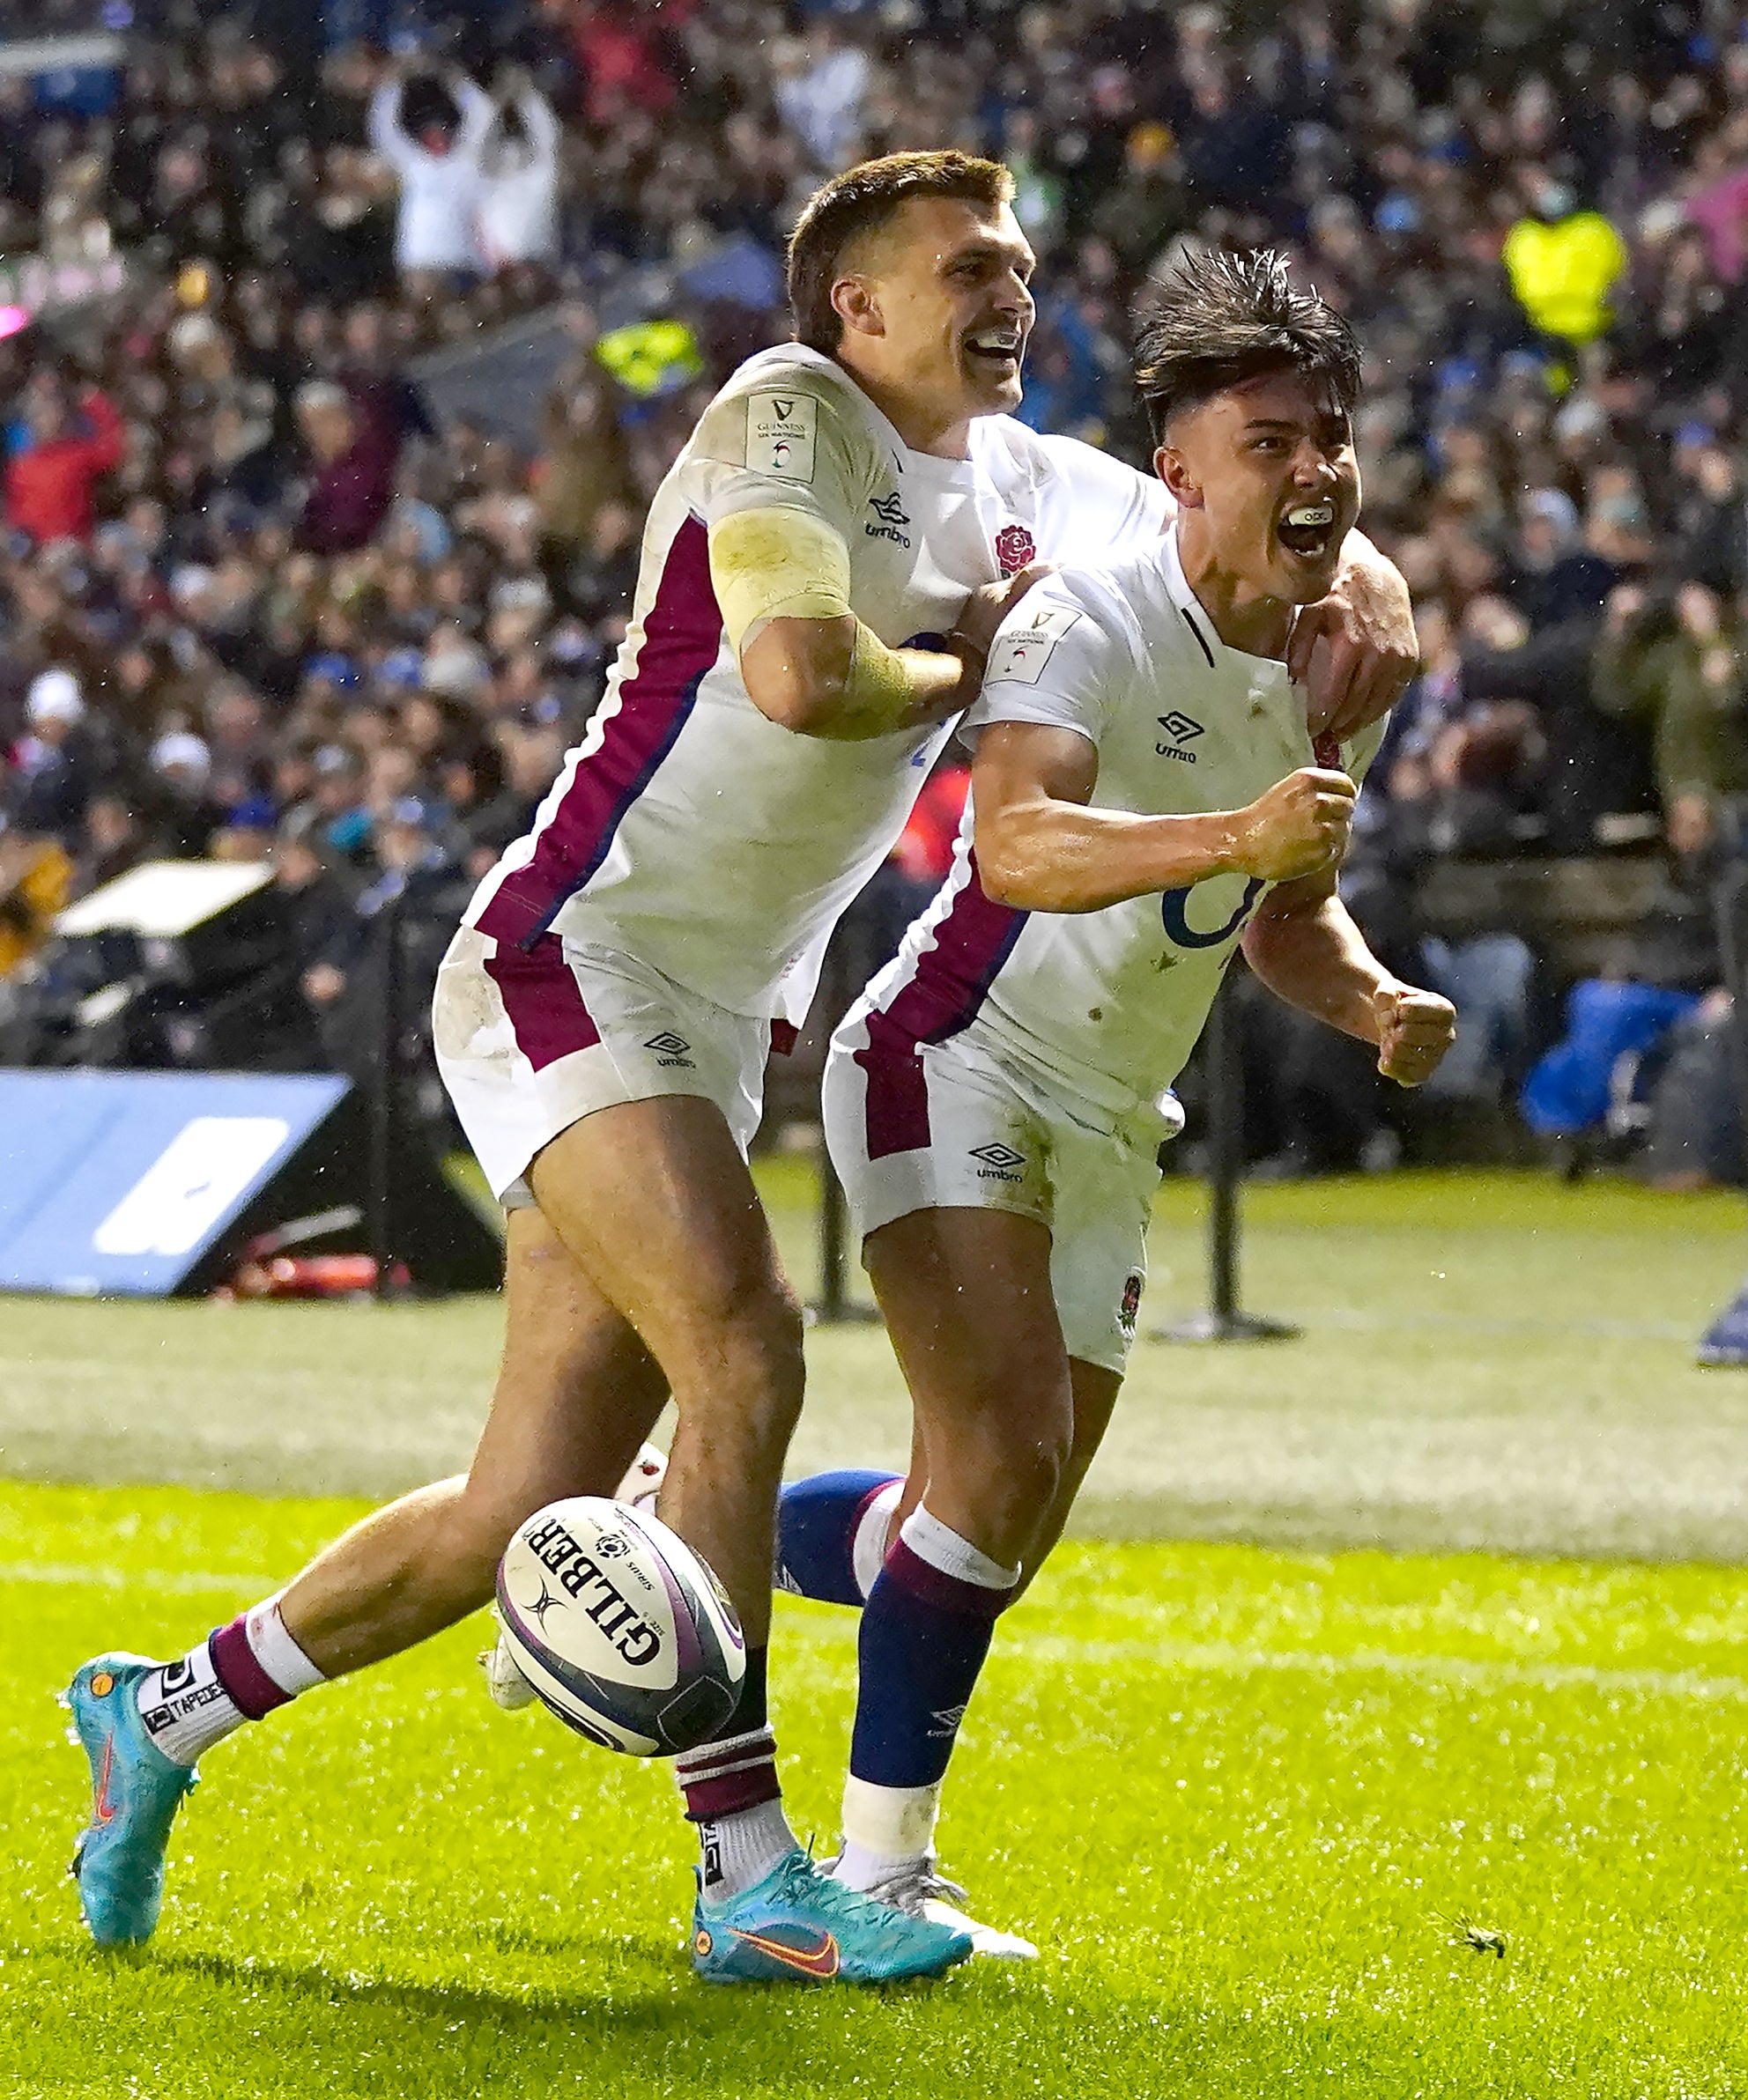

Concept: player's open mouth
[[1277, 503, 1337, 558], [966, 327, 1024, 375]]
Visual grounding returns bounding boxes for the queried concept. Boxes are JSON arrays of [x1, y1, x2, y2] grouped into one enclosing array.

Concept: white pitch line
[[996, 1631, 1748, 1704], [11, 1561, 1744, 1704], [0, 1561, 262, 1595]]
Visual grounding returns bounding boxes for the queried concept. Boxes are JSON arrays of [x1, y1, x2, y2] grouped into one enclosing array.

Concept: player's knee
[[672, 1270, 806, 1427], [703, 1270, 805, 1374], [999, 1427, 1070, 1515], [959, 1408, 1072, 1526]]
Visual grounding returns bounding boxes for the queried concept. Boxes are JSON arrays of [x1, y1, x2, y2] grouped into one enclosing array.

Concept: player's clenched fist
[[1232, 766, 1356, 883], [1372, 983, 1457, 1086]]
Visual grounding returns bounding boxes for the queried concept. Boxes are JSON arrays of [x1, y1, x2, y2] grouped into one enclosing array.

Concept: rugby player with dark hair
[[775, 248, 1455, 1953]]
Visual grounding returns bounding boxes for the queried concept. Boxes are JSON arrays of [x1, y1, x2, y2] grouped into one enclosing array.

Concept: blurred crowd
[[5, 0, 1748, 1179]]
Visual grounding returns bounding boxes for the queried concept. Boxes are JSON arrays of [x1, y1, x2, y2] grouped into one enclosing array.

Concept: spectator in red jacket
[[4, 385, 125, 544]]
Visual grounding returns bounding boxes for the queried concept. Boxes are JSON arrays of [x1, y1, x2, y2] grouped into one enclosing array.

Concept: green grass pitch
[[5, 1170, 1748, 2095]]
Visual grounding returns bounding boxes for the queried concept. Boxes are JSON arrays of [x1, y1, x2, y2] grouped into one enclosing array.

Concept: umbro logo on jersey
[[1157, 711, 1204, 763], [970, 1142, 1026, 1182], [645, 1032, 693, 1067], [866, 491, 912, 548]]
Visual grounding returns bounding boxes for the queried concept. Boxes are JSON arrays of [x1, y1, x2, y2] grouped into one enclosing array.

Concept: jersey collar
[[1159, 524, 1296, 684]]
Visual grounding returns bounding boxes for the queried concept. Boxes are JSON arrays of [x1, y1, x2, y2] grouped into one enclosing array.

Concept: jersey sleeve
[[679, 366, 877, 547], [1343, 714, 1389, 786], [964, 574, 1135, 751], [1031, 433, 1174, 558]]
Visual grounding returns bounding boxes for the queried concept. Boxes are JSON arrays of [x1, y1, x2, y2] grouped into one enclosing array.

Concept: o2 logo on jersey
[[1159, 876, 1265, 950]]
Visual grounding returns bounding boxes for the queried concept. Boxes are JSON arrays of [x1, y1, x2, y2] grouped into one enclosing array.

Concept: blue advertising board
[[0, 1069, 350, 1298]]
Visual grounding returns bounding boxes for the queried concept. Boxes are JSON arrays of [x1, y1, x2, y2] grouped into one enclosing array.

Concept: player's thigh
[[1065, 1356, 1123, 1482], [828, 1024, 1068, 1422], [463, 1203, 670, 1524], [528, 1094, 801, 1382]]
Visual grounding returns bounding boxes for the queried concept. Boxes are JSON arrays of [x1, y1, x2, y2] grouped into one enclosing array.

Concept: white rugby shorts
[[823, 1013, 1181, 1374], [433, 925, 775, 1208]]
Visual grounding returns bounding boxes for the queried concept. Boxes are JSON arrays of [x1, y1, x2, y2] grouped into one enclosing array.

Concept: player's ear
[[833, 274, 883, 340], [1155, 443, 1202, 510]]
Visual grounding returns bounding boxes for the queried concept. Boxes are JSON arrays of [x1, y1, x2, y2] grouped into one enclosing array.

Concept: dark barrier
[[1697, 862, 1748, 1364], [1152, 971, 1299, 1346]]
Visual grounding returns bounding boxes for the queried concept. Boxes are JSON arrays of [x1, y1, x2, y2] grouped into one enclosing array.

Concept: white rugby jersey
[[855, 528, 1386, 1121], [465, 344, 1172, 1024]]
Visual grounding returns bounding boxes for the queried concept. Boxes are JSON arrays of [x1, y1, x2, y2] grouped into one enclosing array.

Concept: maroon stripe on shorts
[[855, 850, 1026, 1160], [854, 1039, 933, 1159], [208, 1617, 291, 1721], [484, 935, 601, 1074]]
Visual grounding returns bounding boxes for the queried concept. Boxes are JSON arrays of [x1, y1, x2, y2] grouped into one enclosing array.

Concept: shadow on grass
[[18, 1938, 1692, 2100], [131, 1942, 1087, 2097], [153, 1944, 682, 2033]]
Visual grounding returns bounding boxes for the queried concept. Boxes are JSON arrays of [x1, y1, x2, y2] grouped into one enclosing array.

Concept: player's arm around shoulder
[[1241, 861, 1456, 1087], [691, 360, 1032, 741]]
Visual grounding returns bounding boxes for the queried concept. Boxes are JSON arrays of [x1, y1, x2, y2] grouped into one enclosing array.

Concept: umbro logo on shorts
[[645, 1032, 693, 1067], [1157, 712, 1204, 762], [970, 1142, 1026, 1182]]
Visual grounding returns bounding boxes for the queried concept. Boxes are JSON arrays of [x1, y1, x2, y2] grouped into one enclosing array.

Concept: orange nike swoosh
[[730, 1926, 840, 1978], [93, 1738, 116, 1825]]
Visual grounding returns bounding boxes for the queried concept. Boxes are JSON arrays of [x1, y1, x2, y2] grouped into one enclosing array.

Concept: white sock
[[243, 1597, 325, 1697], [136, 1597, 325, 1767], [898, 1505, 1018, 1589], [696, 1799, 797, 1904], [135, 1644, 246, 1766], [833, 1773, 942, 1889], [851, 1479, 905, 1600]]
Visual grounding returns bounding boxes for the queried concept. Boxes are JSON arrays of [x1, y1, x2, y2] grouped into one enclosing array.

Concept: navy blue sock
[[775, 1468, 900, 1606], [849, 1539, 1012, 1789]]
